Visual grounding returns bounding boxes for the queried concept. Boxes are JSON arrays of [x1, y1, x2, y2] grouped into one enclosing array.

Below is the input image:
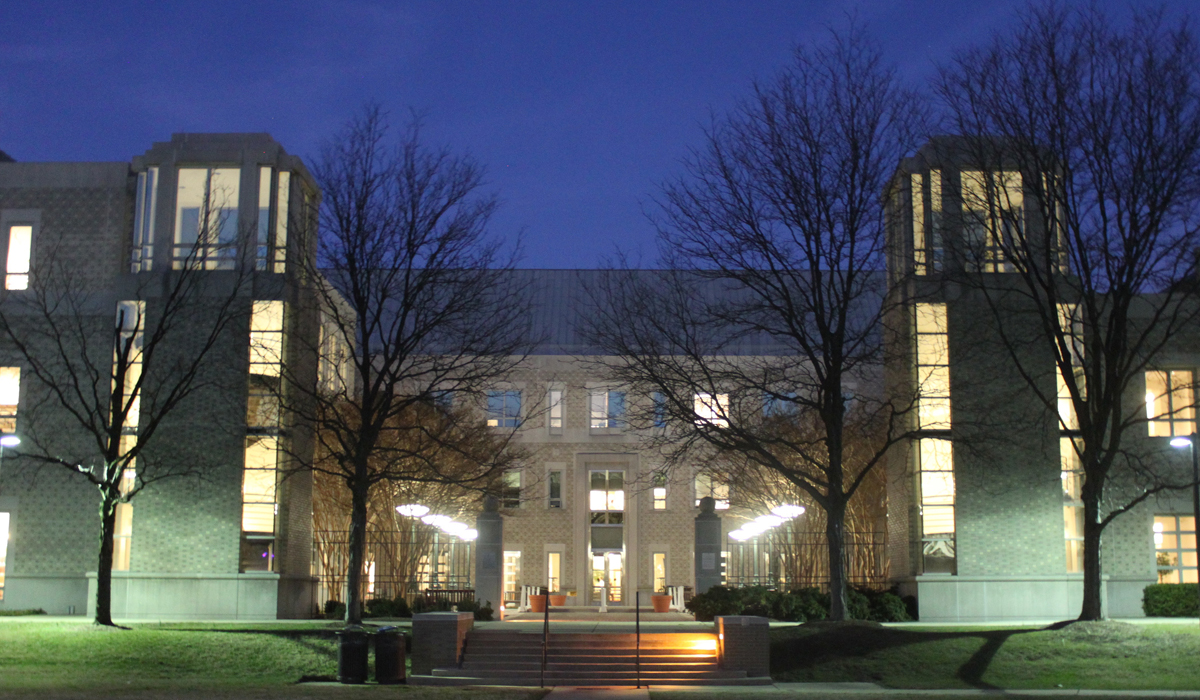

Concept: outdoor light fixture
[[754, 514, 783, 528], [396, 503, 429, 517], [771, 504, 805, 519], [461, 528, 479, 541], [0, 435, 20, 448], [1171, 437, 1192, 449], [440, 521, 468, 535], [728, 529, 753, 541], [742, 521, 770, 535], [421, 513, 452, 527]]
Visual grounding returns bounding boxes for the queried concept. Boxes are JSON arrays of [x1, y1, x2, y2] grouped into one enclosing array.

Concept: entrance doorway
[[590, 551, 623, 605]]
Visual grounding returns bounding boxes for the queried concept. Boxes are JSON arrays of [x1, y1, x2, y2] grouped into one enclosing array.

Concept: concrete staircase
[[409, 629, 772, 686]]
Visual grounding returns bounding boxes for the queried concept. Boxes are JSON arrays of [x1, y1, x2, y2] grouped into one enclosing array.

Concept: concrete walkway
[[538, 685, 1200, 698]]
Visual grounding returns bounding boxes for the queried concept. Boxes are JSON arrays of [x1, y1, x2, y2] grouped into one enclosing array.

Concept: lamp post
[[1169, 433, 1200, 624]]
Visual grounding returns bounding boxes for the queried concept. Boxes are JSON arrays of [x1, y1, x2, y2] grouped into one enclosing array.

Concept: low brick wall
[[411, 612, 474, 675], [715, 615, 770, 677]]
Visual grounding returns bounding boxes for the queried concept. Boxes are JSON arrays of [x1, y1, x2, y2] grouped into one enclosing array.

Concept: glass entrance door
[[591, 551, 623, 604]]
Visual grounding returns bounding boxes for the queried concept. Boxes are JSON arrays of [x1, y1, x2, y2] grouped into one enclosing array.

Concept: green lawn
[[0, 621, 545, 699], [770, 620, 1200, 690]]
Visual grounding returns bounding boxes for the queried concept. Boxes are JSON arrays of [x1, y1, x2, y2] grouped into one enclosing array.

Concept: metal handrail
[[635, 590, 641, 689], [540, 587, 549, 687]]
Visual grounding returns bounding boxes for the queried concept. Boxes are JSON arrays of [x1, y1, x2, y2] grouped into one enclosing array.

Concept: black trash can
[[374, 626, 406, 684], [336, 627, 369, 684]]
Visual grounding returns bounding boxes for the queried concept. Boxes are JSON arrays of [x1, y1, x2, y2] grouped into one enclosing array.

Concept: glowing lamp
[[728, 529, 753, 541], [1171, 436, 1193, 449], [461, 528, 479, 541], [396, 504, 429, 517], [754, 514, 783, 528], [771, 504, 805, 519]]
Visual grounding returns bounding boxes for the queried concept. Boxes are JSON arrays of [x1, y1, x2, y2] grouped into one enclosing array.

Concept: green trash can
[[336, 627, 369, 684], [374, 626, 405, 684]]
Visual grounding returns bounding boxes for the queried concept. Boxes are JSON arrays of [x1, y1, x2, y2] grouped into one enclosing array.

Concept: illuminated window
[[914, 304, 950, 430], [652, 472, 667, 510], [500, 470, 521, 508], [248, 301, 284, 430], [487, 390, 521, 428], [256, 167, 272, 270], [590, 389, 625, 430], [763, 391, 797, 417], [1146, 370, 1195, 437], [132, 167, 157, 272], [502, 551, 522, 606], [5, 224, 31, 290], [693, 393, 729, 427], [961, 170, 1023, 273], [1061, 438, 1084, 573], [174, 167, 240, 269], [1057, 304, 1084, 431], [547, 552, 561, 592], [0, 367, 19, 433], [918, 438, 955, 574], [548, 387, 563, 434], [0, 512, 8, 600], [113, 462, 135, 571], [241, 435, 278, 572], [694, 471, 729, 510], [548, 470, 562, 509], [1154, 515, 1197, 584], [653, 552, 667, 593], [590, 470, 625, 521], [274, 171, 290, 273]]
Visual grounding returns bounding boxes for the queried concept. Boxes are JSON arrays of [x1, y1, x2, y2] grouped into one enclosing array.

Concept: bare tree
[[935, 4, 1200, 620], [0, 197, 249, 626], [288, 105, 535, 625], [586, 25, 924, 619]]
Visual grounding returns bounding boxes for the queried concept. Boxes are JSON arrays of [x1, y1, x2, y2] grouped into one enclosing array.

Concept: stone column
[[715, 615, 770, 677], [694, 496, 723, 594], [474, 496, 503, 611], [411, 611, 475, 675]]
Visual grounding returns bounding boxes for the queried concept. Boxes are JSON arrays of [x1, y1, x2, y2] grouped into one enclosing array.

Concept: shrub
[[790, 588, 828, 621], [846, 587, 871, 620], [854, 587, 911, 622], [323, 600, 347, 619], [390, 595, 412, 618], [0, 608, 46, 617], [364, 598, 394, 618], [411, 595, 453, 614], [1143, 583, 1199, 617], [456, 599, 494, 621], [686, 586, 745, 621]]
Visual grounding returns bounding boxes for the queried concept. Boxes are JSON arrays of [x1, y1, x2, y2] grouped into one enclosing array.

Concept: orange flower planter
[[529, 594, 547, 613], [651, 594, 672, 613], [549, 594, 567, 607]]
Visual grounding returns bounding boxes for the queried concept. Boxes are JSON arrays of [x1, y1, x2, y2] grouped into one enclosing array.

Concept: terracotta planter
[[651, 594, 672, 613], [529, 594, 547, 613], [549, 594, 567, 607]]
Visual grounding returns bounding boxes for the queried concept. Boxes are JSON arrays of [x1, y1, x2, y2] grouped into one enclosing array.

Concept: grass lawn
[[0, 621, 546, 699], [769, 620, 1200, 690]]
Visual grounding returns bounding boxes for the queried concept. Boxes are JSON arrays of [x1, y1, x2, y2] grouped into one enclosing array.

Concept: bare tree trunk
[[826, 498, 848, 621], [94, 489, 118, 627], [344, 474, 368, 625], [1079, 502, 1103, 621]]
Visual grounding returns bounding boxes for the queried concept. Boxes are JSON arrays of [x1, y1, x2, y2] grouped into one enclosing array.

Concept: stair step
[[411, 674, 773, 687]]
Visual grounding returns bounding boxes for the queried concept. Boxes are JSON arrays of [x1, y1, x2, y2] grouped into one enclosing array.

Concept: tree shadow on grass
[[153, 627, 341, 662], [771, 620, 1063, 688]]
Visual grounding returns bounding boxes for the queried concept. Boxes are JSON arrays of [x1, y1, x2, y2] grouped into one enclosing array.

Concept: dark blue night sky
[[0, 1, 1182, 267]]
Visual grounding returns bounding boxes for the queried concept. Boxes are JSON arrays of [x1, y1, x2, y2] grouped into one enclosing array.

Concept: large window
[[1057, 304, 1084, 431], [5, 224, 31, 290], [487, 390, 521, 428], [248, 301, 284, 430], [590, 389, 625, 430], [132, 167, 158, 272], [918, 438, 956, 574], [961, 170, 1023, 273], [0, 367, 19, 433], [590, 470, 625, 550], [502, 551, 521, 607], [547, 551, 561, 592], [1154, 515, 1197, 583], [113, 466, 135, 571], [500, 470, 521, 509], [243, 301, 284, 572], [652, 472, 667, 510], [174, 167, 240, 270], [274, 171, 290, 273], [653, 552, 667, 593], [1146, 370, 1195, 437], [547, 387, 563, 434], [694, 471, 730, 510], [111, 301, 143, 571], [693, 393, 729, 427], [914, 304, 950, 430], [652, 392, 667, 428], [547, 469, 562, 509], [1061, 438, 1084, 573]]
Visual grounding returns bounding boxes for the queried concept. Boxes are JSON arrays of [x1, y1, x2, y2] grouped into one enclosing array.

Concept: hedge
[[1143, 583, 1199, 617], [685, 585, 910, 622]]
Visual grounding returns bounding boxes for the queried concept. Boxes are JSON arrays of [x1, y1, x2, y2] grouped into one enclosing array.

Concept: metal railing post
[[541, 586, 549, 687], [635, 590, 641, 689]]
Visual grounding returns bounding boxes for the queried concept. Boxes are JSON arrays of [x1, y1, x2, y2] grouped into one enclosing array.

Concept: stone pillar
[[411, 611, 474, 675], [474, 496, 503, 611], [694, 496, 723, 594], [715, 615, 770, 677]]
